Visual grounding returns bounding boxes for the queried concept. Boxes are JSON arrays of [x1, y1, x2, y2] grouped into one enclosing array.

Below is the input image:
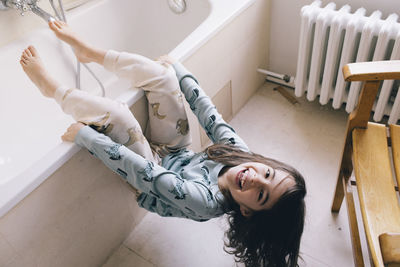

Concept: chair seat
[[352, 122, 400, 266], [390, 124, 400, 188]]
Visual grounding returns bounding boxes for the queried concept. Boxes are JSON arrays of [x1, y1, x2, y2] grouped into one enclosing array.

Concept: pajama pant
[[54, 50, 192, 167]]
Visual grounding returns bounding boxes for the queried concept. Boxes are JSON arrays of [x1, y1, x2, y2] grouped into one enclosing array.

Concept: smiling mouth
[[236, 169, 249, 189]]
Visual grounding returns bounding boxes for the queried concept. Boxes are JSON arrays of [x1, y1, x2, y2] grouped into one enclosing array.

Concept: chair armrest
[[343, 60, 400, 82], [379, 232, 400, 265]]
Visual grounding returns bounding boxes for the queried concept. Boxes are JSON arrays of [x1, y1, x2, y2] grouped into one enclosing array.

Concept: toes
[[54, 20, 63, 29], [59, 20, 67, 26], [20, 46, 39, 63], [22, 50, 30, 60], [48, 20, 56, 30], [49, 20, 61, 31], [28, 45, 38, 57], [24, 47, 32, 57]]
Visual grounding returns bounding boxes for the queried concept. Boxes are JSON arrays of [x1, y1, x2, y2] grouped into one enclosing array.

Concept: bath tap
[[31, 3, 54, 22], [1, 0, 55, 22]]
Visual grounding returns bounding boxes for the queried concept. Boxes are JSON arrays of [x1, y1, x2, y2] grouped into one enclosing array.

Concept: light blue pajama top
[[75, 62, 249, 222]]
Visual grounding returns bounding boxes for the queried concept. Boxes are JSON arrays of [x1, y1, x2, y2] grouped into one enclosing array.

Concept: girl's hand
[[62, 122, 85, 142]]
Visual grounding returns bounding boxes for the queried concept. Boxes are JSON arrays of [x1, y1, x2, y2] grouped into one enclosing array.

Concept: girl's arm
[[74, 126, 222, 221], [172, 62, 249, 152]]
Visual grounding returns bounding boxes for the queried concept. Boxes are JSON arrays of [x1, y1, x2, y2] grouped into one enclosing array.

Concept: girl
[[20, 20, 306, 267]]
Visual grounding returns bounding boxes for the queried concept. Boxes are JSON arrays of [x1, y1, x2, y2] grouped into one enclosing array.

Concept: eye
[[258, 190, 263, 201], [265, 168, 270, 178]]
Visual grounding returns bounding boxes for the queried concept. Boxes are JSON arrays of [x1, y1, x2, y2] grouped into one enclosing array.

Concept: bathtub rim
[[0, 0, 256, 218]]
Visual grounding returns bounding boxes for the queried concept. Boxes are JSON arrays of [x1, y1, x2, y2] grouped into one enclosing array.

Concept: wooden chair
[[331, 60, 400, 267]]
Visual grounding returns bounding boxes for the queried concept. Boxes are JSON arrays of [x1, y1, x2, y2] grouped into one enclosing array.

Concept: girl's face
[[218, 162, 295, 217]]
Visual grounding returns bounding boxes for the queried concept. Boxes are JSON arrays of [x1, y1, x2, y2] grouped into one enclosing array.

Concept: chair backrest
[[343, 60, 400, 131]]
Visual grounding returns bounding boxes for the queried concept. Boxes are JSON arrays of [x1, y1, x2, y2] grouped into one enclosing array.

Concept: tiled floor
[[102, 82, 355, 267]]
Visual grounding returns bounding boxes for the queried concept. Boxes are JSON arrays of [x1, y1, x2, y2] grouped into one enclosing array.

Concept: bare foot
[[20, 46, 60, 98], [49, 20, 105, 64]]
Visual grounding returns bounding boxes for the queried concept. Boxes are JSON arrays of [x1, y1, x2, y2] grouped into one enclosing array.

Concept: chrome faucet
[[1, 0, 29, 13], [0, 0, 58, 22]]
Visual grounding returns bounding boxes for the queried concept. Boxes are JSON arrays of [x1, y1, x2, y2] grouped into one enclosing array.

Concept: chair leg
[[343, 177, 364, 267], [331, 172, 345, 212], [332, 138, 353, 212]]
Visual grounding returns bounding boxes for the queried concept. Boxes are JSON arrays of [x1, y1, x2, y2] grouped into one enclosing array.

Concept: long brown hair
[[206, 144, 306, 267]]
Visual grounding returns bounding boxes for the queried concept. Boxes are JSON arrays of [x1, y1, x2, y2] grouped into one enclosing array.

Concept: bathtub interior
[[0, 0, 210, 186]]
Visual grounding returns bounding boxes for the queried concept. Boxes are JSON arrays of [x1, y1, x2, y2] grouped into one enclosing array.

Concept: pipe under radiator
[[257, 68, 295, 88]]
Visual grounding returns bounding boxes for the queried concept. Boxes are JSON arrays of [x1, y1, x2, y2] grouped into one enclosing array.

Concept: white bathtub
[[0, 0, 256, 217]]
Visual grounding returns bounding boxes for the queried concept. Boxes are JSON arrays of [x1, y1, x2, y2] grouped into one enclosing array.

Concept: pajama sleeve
[[173, 62, 249, 152], [75, 126, 220, 221]]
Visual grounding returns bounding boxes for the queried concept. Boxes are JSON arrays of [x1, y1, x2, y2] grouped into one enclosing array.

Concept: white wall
[[268, 0, 400, 77], [183, 0, 270, 151]]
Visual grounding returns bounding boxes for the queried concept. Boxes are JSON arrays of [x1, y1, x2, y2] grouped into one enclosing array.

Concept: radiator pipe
[[257, 68, 295, 88]]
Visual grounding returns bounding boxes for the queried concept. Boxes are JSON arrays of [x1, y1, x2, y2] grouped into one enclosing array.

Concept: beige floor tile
[[103, 245, 155, 267], [105, 82, 355, 266], [299, 253, 331, 267], [123, 213, 236, 267], [2, 254, 37, 267]]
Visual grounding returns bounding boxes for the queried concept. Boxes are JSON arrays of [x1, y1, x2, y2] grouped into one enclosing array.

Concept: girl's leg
[[55, 87, 157, 162], [103, 51, 192, 156], [20, 46, 158, 163], [48, 20, 106, 65], [49, 21, 192, 156]]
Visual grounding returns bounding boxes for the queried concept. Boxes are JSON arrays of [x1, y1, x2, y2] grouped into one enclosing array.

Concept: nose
[[249, 173, 266, 187]]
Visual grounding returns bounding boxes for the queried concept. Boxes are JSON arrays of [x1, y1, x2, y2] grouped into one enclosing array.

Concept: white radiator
[[295, 0, 400, 124]]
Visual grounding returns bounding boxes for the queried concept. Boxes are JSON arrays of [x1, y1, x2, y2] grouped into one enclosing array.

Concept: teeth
[[240, 169, 248, 189]]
